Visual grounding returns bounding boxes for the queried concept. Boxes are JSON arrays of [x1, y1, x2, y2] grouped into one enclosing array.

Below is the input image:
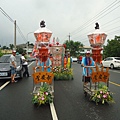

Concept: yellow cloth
[[67, 58, 70, 68]]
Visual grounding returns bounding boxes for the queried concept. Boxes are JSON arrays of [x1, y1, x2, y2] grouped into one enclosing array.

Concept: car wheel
[[110, 64, 114, 69]]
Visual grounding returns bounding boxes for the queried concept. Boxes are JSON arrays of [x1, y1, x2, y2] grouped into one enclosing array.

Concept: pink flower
[[45, 92, 48, 95], [100, 91, 103, 94], [103, 94, 107, 98], [42, 97, 45, 100]]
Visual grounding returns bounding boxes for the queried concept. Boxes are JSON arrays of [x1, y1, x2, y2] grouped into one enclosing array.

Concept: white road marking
[[0, 81, 10, 90], [28, 61, 34, 67], [50, 102, 58, 120]]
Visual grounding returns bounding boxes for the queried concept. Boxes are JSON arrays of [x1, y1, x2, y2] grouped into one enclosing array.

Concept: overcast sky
[[0, 0, 120, 47]]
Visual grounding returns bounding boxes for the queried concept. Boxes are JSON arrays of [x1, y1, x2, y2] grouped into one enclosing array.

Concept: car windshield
[[115, 57, 120, 60], [0, 55, 21, 63], [0, 56, 10, 63]]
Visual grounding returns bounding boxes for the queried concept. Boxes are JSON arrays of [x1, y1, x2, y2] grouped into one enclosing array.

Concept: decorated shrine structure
[[31, 21, 54, 105], [87, 23, 109, 84], [82, 23, 113, 102], [88, 23, 107, 64], [32, 20, 52, 64], [49, 38, 65, 68]]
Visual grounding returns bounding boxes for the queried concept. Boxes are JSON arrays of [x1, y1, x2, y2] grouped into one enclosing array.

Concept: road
[[0, 62, 120, 120]]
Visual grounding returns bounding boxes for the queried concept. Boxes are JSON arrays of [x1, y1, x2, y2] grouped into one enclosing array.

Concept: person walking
[[21, 53, 31, 77], [10, 50, 17, 83]]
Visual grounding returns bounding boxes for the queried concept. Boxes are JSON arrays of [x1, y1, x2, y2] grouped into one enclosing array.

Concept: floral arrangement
[[91, 84, 115, 105], [52, 66, 73, 80], [32, 83, 53, 106]]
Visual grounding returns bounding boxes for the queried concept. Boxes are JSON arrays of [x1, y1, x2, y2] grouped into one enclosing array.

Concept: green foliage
[[9, 44, 14, 50], [32, 83, 53, 106], [64, 40, 84, 57], [90, 84, 115, 105], [52, 66, 73, 80], [0, 50, 4, 57], [16, 47, 26, 54], [2, 46, 9, 49], [103, 36, 120, 58]]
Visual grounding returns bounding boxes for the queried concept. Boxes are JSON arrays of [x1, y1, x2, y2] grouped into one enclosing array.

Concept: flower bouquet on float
[[32, 83, 53, 106], [90, 84, 115, 105]]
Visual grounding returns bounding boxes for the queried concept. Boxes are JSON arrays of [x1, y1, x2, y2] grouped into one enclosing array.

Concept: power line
[[0, 7, 27, 43], [16, 25, 27, 42], [72, 16, 120, 40], [60, 0, 120, 44], [0, 7, 14, 22], [71, 3, 120, 38], [70, 0, 120, 36]]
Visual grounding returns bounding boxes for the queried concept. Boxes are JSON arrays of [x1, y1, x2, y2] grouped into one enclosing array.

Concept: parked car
[[0, 54, 23, 80], [72, 57, 77, 62], [101, 57, 120, 69]]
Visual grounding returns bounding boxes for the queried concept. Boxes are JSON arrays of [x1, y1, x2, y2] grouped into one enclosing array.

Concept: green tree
[[2, 46, 9, 49], [9, 44, 14, 50], [103, 36, 120, 58], [64, 40, 84, 57], [16, 47, 26, 54]]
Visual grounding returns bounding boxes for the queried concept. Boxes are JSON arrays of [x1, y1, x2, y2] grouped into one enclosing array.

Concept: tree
[[2, 46, 9, 49], [103, 36, 120, 58], [9, 44, 14, 50], [64, 40, 84, 57], [16, 47, 26, 54]]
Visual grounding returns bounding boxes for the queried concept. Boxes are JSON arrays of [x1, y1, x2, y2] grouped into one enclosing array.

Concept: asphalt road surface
[[0, 62, 120, 120]]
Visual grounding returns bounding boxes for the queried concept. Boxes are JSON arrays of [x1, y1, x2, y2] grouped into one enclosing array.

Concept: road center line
[[0, 81, 10, 90], [50, 102, 58, 120], [109, 81, 120, 87]]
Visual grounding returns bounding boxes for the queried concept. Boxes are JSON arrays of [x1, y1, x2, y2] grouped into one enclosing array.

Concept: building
[[16, 43, 34, 54], [79, 46, 92, 54]]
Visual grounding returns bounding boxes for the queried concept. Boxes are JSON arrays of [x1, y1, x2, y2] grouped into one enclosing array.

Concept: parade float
[[83, 23, 114, 105], [49, 39, 73, 80], [32, 21, 54, 106]]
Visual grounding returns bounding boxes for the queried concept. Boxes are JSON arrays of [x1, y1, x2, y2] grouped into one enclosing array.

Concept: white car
[[72, 57, 77, 62], [101, 57, 120, 69]]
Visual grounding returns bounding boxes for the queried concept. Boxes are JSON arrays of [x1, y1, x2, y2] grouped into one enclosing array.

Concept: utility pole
[[68, 33, 70, 41], [14, 20, 16, 50]]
